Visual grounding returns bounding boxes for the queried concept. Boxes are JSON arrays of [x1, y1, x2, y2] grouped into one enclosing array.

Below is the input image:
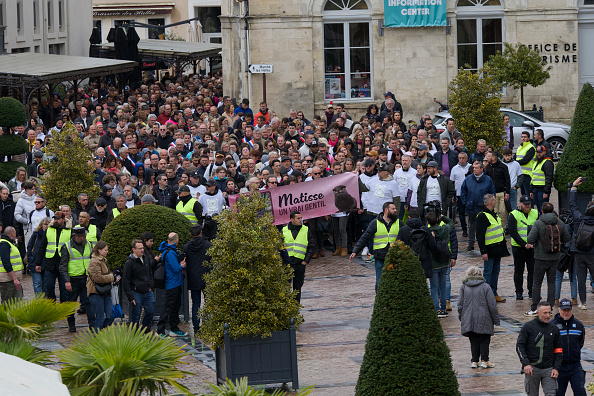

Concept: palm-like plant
[[0, 297, 78, 363], [56, 324, 192, 396], [200, 377, 314, 396]]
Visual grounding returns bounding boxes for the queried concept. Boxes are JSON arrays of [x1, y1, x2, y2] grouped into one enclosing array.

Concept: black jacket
[[37, 225, 68, 271], [153, 185, 177, 209], [0, 198, 15, 228], [485, 159, 511, 194], [476, 205, 509, 258], [397, 217, 438, 277], [89, 207, 109, 233], [123, 253, 156, 301], [26, 228, 45, 272], [516, 317, 563, 370], [183, 237, 211, 290], [353, 214, 404, 261], [550, 313, 584, 364], [416, 174, 455, 211], [284, 222, 316, 265], [569, 190, 594, 254]]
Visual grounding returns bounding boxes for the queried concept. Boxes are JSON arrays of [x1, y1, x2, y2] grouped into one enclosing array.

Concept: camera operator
[[416, 161, 455, 219]]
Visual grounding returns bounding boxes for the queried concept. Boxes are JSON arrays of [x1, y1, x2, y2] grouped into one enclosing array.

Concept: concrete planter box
[[215, 320, 299, 390], [557, 190, 594, 212]]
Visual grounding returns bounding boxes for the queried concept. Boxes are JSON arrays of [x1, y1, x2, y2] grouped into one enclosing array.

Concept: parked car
[[432, 108, 570, 160]]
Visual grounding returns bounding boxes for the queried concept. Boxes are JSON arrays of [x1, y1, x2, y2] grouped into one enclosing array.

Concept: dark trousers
[[468, 332, 491, 362], [557, 361, 587, 396], [532, 187, 548, 214], [530, 259, 557, 311], [521, 174, 532, 197], [575, 253, 594, 304], [513, 246, 535, 296], [190, 289, 204, 332], [157, 285, 182, 334], [468, 212, 478, 247], [399, 201, 407, 220], [457, 197, 468, 234], [66, 276, 88, 329], [290, 263, 306, 304], [44, 268, 68, 302], [305, 218, 324, 252]]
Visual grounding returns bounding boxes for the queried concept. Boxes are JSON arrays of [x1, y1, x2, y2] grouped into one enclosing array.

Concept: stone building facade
[[221, 0, 594, 124]]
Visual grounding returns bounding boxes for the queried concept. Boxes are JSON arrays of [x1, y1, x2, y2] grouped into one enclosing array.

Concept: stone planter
[[557, 189, 594, 212], [215, 319, 299, 390]]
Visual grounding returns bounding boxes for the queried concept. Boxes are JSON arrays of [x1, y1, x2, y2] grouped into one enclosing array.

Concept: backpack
[[542, 223, 561, 254], [575, 220, 594, 251], [409, 228, 430, 262], [153, 250, 170, 289], [431, 237, 451, 264]]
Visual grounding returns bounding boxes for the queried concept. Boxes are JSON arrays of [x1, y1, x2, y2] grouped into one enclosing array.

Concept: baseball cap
[[108, 122, 117, 128], [311, 139, 319, 146], [536, 145, 546, 153], [215, 151, 225, 158], [178, 185, 190, 193], [378, 164, 390, 172], [418, 144, 428, 151], [34, 151, 43, 158], [559, 298, 572, 310], [141, 194, 158, 203], [281, 156, 291, 162], [145, 139, 154, 147], [205, 180, 216, 187], [426, 161, 439, 168], [367, 150, 378, 157], [383, 91, 393, 97], [190, 171, 200, 178], [71, 226, 87, 236], [363, 158, 375, 166], [95, 197, 107, 206], [327, 104, 333, 109], [53, 211, 64, 219], [519, 195, 532, 204]]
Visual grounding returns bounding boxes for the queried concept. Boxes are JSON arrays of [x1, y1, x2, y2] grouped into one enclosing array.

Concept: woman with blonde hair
[[458, 266, 500, 369], [87, 241, 119, 332]]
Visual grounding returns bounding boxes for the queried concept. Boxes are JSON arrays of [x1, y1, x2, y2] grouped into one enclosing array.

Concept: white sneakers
[[524, 310, 537, 316], [471, 362, 478, 369], [480, 361, 495, 369], [578, 302, 588, 310], [361, 247, 369, 256]]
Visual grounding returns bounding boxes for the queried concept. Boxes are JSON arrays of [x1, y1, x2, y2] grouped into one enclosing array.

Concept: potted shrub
[[355, 241, 459, 395], [199, 192, 303, 390], [100, 204, 192, 319], [554, 82, 594, 211], [0, 97, 27, 183]]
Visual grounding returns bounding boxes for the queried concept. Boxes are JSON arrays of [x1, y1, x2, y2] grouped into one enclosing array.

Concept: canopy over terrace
[[0, 53, 137, 106], [97, 39, 222, 76]]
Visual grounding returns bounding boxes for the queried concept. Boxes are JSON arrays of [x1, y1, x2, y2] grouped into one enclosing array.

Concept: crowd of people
[[0, 74, 592, 394]]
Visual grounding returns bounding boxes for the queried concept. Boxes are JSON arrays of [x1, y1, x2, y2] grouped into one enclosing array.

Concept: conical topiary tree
[[0, 97, 28, 182], [355, 240, 459, 396], [554, 82, 594, 193], [199, 192, 303, 348]]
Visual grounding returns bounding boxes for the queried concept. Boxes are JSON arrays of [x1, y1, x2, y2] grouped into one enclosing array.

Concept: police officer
[[176, 185, 202, 225], [531, 145, 554, 213], [0, 226, 23, 303], [516, 131, 536, 196], [509, 195, 538, 300], [282, 211, 315, 303], [550, 298, 587, 396], [38, 211, 71, 302], [59, 226, 92, 332]]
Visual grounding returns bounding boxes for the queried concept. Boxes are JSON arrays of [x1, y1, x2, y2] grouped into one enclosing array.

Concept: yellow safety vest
[[510, 209, 539, 247], [86, 224, 98, 246], [516, 142, 536, 176], [65, 240, 92, 277], [283, 225, 309, 260], [45, 227, 72, 258], [482, 212, 504, 245], [373, 221, 400, 250], [531, 158, 551, 187], [176, 198, 199, 224], [0, 239, 23, 273], [112, 208, 122, 218]]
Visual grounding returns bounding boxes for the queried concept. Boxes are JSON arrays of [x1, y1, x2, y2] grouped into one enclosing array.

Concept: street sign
[[249, 64, 273, 74]]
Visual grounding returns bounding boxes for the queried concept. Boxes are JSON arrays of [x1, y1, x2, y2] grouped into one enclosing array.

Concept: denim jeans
[[532, 187, 548, 214], [446, 269, 451, 301], [44, 268, 68, 302], [190, 289, 204, 332], [483, 257, 501, 296], [88, 293, 113, 332], [430, 266, 448, 311], [555, 266, 577, 300], [129, 290, 155, 332], [31, 270, 44, 294], [509, 188, 518, 212], [374, 258, 384, 292]]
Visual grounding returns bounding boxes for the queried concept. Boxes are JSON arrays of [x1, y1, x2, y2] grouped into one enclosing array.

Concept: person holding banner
[[283, 211, 316, 304]]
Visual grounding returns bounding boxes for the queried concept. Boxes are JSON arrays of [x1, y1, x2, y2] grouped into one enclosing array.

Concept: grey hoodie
[[14, 193, 36, 227], [527, 212, 571, 261]]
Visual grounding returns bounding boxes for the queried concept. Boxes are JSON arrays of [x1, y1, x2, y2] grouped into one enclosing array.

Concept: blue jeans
[[532, 187, 548, 213], [446, 269, 451, 301], [509, 188, 518, 212], [555, 266, 577, 300], [129, 290, 155, 332], [191, 289, 204, 332], [557, 361, 587, 396], [430, 267, 448, 310], [483, 257, 501, 296], [374, 258, 384, 292], [88, 293, 113, 332], [31, 270, 44, 294], [43, 268, 67, 302]]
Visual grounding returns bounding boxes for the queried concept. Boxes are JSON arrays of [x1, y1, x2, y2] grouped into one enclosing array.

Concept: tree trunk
[[520, 86, 525, 112]]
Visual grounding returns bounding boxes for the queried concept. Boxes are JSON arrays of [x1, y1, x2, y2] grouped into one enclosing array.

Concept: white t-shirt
[[394, 167, 415, 200], [188, 184, 206, 199], [504, 160, 523, 188], [426, 176, 442, 203], [409, 177, 421, 209], [364, 175, 400, 214], [198, 190, 226, 216], [450, 163, 471, 196]]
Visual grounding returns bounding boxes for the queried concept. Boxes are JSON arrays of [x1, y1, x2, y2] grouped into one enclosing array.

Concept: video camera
[[423, 200, 442, 218]]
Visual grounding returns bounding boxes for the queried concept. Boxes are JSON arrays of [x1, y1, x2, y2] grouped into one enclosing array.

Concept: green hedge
[[0, 97, 27, 128], [554, 82, 594, 192], [0, 134, 28, 157], [100, 205, 192, 270], [0, 161, 27, 183]]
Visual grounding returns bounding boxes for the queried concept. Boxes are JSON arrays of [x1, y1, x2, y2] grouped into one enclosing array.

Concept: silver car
[[432, 108, 570, 160]]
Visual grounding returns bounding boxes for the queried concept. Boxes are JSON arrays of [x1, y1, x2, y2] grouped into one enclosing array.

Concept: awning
[[93, 2, 175, 17]]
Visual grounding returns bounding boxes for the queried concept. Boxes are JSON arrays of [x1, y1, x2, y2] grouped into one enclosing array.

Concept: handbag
[[94, 282, 112, 296], [557, 244, 573, 273]]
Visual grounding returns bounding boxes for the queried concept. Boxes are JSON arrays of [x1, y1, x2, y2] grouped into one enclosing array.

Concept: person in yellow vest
[[509, 195, 538, 301], [59, 226, 92, 333], [477, 194, 509, 303], [530, 145, 554, 214], [37, 211, 70, 302], [282, 211, 315, 303], [515, 131, 536, 196], [0, 226, 23, 303], [77, 212, 101, 246], [349, 202, 404, 291], [176, 185, 203, 225], [106, 194, 127, 225]]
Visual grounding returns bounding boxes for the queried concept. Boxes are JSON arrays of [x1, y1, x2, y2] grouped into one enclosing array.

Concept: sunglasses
[[35, 201, 44, 204], [313, 172, 322, 175]]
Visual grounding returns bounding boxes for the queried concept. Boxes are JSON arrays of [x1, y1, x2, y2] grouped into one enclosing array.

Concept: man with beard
[[89, 198, 109, 233], [416, 161, 455, 217]]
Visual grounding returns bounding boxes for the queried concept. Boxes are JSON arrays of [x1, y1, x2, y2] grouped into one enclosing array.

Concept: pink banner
[[229, 172, 360, 225]]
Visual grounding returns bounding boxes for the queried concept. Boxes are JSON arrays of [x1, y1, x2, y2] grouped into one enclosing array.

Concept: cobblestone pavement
[[27, 191, 593, 395]]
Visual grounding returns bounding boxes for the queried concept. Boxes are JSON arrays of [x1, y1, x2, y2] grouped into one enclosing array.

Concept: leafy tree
[[355, 241, 459, 396], [0, 97, 27, 128], [56, 324, 192, 395], [101, 204, 192, 270], [487, 42, 551, 112], [449, 65, 505, 152], [554, 82, 594, 192], [199, 192, 302, 348], [41, 121, 100, 210]]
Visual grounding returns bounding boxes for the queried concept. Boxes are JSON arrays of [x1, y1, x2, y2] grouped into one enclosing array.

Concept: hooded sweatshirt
[[159, 241, 184, 290], [14, 192, 36, 227]]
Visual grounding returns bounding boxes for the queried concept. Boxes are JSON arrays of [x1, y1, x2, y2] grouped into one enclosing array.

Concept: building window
[[194, 7, 221, 34], [584, 0, 594, 4], [58, 0, 64, 29], [456, 0, 503, 71], [148, 18, 165, 39], [12, 47, 30, 53], [47, 0, 53, 30], [16, 1, 22, 34], [49, 43, 62, 54], [33, 1, 40, 32], [323, 0, 372, 101]]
